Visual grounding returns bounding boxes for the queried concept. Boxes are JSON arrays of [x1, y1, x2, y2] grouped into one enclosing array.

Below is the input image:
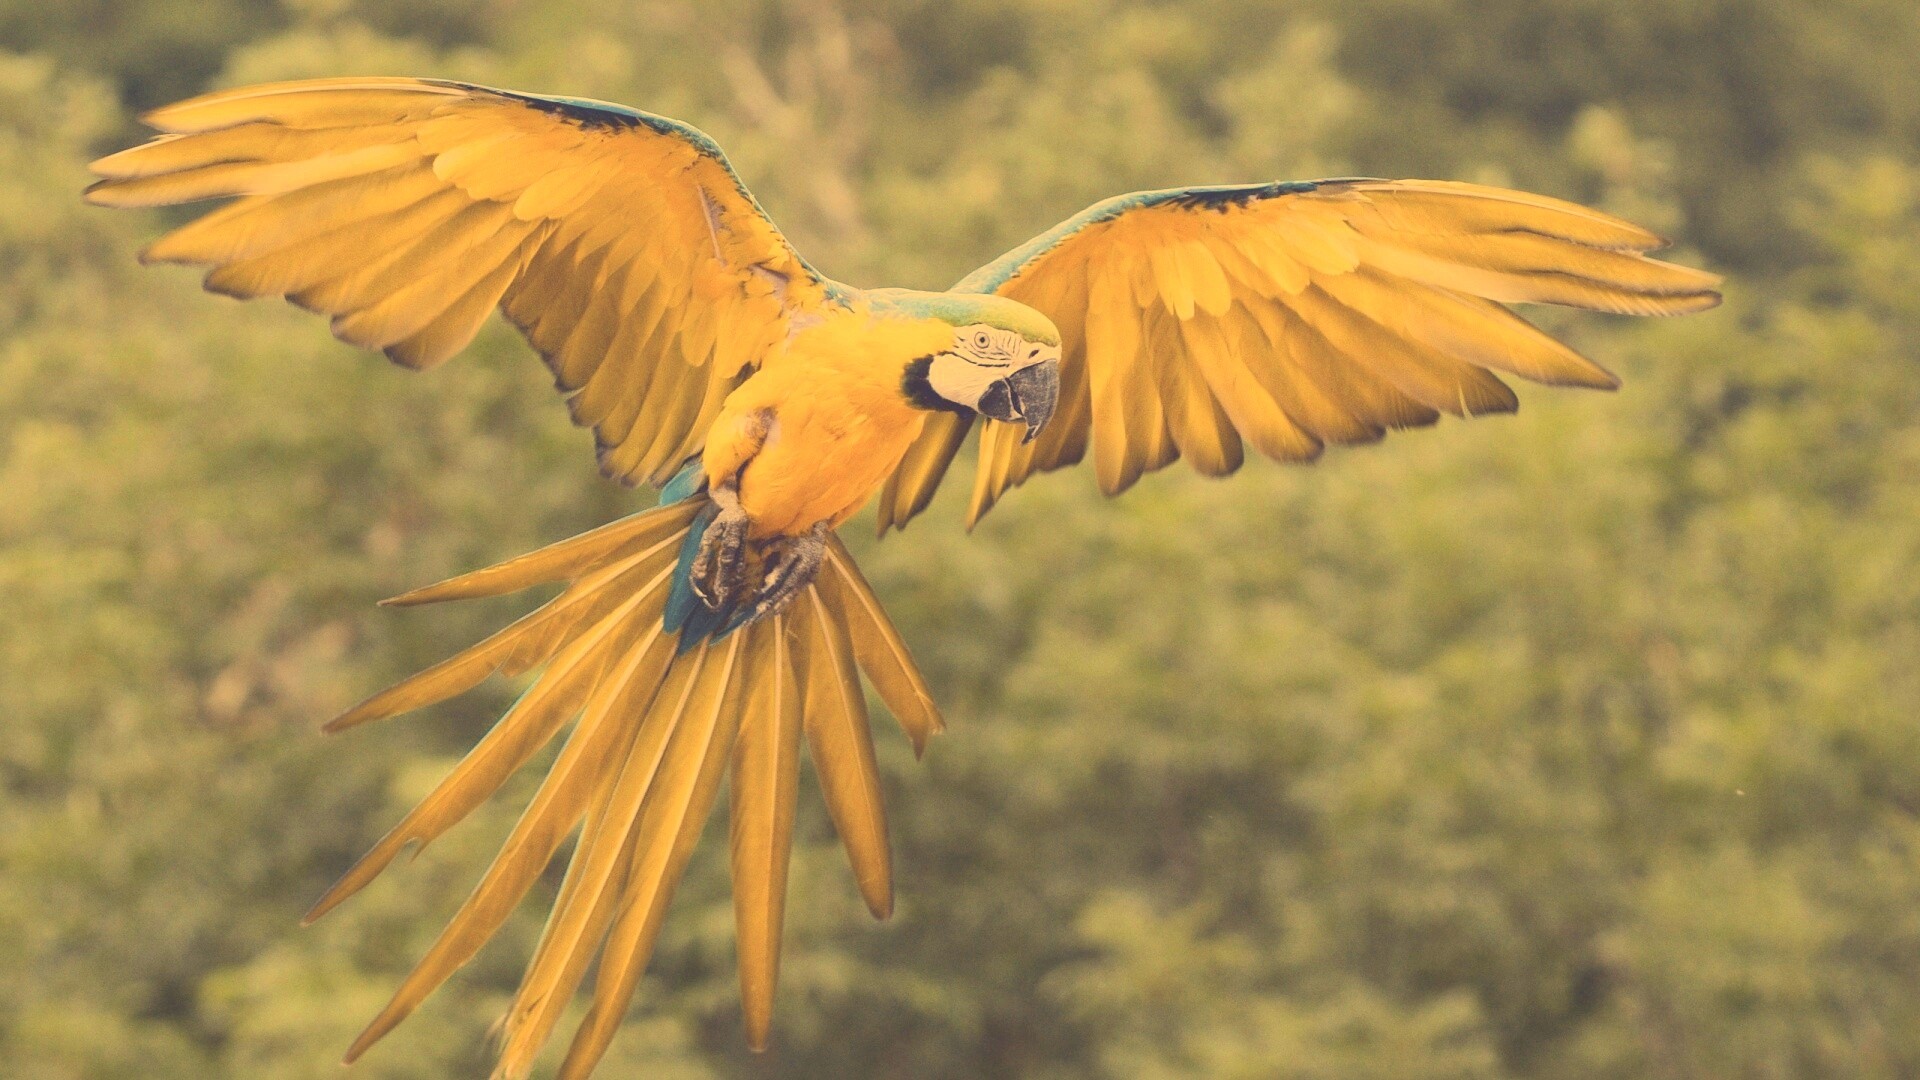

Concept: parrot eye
[[973, 331, 992, 350]]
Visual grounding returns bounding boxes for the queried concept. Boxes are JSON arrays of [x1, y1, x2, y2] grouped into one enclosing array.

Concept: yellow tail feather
[[313, 500, 942, 1075]]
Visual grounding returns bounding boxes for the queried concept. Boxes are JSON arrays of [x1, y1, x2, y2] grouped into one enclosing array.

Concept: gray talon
[[750, 522, 830, 620], [691, 487, 751, 610]]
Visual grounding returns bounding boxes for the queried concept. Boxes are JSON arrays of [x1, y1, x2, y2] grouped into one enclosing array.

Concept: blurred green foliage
[[3, 1, 1918, 1077]]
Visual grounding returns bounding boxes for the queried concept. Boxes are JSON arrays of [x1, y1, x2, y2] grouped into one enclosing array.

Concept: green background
[[4, 1, 1918, 1076]]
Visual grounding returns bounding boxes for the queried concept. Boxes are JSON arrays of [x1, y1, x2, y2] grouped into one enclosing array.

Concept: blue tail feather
[[659, 457, 763, 654], [663, 502, 717, 639], [658, 458, 706, 507]]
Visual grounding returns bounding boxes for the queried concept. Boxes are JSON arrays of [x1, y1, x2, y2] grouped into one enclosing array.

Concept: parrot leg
[[690, 483, 751, 610], [750, 521, 830, 620]]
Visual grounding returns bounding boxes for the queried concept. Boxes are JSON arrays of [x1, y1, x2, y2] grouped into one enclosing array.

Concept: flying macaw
[[88, 77, 1721, 1079]]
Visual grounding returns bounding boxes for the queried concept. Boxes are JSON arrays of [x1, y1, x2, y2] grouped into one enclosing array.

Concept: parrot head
[[886, 290, 1063, 443]]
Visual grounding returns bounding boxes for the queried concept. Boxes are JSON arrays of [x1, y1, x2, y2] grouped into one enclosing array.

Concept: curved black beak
[[977, 359, 1060, 443]]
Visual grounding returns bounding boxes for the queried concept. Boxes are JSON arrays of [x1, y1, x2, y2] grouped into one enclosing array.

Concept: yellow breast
[[706, 308, 953, 537]]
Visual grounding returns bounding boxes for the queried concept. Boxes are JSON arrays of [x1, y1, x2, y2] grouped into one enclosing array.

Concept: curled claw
[[690, 487, 751, 610], [750, 522, 829, 621]]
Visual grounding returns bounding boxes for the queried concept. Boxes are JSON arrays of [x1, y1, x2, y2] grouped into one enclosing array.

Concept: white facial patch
[[926, 350, 1008, 409], [924, 324, 1060, 410]]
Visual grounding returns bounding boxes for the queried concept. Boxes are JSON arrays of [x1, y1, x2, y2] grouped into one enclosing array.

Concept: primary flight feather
[[88, 76, 1721, 1078]]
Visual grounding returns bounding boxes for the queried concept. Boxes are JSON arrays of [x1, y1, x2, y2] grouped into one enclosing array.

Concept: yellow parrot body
[[89, 76, 1721, 1080], [705, 308, 949, 538]]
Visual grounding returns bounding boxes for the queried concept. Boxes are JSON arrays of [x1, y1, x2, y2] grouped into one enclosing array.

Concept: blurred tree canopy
[[4, 1, 1919, 1077]]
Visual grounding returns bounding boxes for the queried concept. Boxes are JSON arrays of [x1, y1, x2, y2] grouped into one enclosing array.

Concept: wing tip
[[80, 178, 133, 207], [1661, 287, 1724, 316]]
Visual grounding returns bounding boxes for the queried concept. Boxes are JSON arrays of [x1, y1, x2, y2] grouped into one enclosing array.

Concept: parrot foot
[[749, 522, 830, 621], [690, 486, 751, 611]]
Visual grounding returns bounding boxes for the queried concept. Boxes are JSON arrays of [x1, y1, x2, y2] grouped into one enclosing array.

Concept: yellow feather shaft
[[1355, 233, 1720, 315], [1150, 242, 1197, 320], [1263, 207, 1361, 276], [1198, 225, 1292, 298], [384, 229, 546, 369], [1362, 226, 1722, 295], [436, 129, 589, 202], [141, 78, 459, 133], [332, 532, 676, 730], [728, 615, 803, 1050], [819, 543, 944, 754], [1354, 180, 1669, 251], [85, 142, 422, 207], [1237, 224, 1313, 293], [548, 257, 635, 392], [329, 212, 538, 351], [493, 635, 692, 1079], [1218, 305, 1345, 452], [1176, 237, 1234, 316], [383, 502, 698, 607], [496, 548, 685, 677], [1149, 305, 1241, 476], [1083, 259, 1151, 494], [877, 410, 972, 533], [89, 120, 415, 179], [595, 332, 691, 481], [556, 632, 751, 1080], [491, 742, 634, 1080], [514, 158, 613, 220], [1290, 285, 1518, 416], [1317, 269, 1619, 389], [650, 352, 739, 485], [322, 609, 547, 734], [505, 231, 600, 361], [1180, 311, 1319, 463], [143, 165, 445, 266], [571, 298, 670, 438], [495, 644, 709, 1067], [430, 130, 538, 188], [323, 200, 521, 328], [340, 616, 673, 1062], [205, 186, 470, 302], [309, 563, 677, 926], [321, 539, 677, 732], [794, 586, 893, 919], [1244, 298, 1433, 438]]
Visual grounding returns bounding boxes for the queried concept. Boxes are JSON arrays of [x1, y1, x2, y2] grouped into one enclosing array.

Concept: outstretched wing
[[87, 77, 838, 487], [875, 179, 1721, 531]]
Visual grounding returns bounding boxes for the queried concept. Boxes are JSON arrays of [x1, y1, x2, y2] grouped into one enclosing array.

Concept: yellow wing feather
[[884, 177, 1721, 530], [88, 77, 832, 486]]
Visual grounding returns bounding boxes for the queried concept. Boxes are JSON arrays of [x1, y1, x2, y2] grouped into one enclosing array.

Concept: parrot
[[86, 76, 1722, 1079]]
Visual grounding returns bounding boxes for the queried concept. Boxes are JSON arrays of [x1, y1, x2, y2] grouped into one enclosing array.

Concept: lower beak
[[983, 359, 1061, 444]]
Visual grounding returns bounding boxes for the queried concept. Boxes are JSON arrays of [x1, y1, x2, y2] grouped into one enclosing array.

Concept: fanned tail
[[312, 497, 944, 1077]]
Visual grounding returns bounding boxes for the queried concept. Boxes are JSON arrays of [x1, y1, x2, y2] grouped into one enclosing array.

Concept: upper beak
[[978, 359, 1060, 443]]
